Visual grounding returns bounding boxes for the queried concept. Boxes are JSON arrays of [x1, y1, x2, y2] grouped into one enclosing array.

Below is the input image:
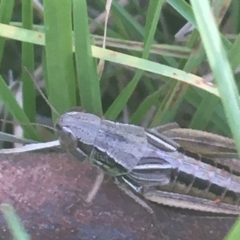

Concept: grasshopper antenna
[[23, 67, 60, 117]]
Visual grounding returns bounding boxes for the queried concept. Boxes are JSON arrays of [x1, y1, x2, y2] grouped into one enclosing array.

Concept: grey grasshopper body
[[56, 111, 240, 215]]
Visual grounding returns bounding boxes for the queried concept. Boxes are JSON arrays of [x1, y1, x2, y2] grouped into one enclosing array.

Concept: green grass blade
[[232, 0, 240, 34], [110, 0, 144, 38], [0, 132, 36, 144], [92, 47, 220, 97], [224, 217, 240, 240], [105, 0, 165, 120], [0, 23, 44, 45], [130, 85, 167, 125], [73, 0, 102, 115], [228, 32, 240, 71], [190, 0, 240, 153], [167, 0, 231, 49], [0, 24, 221, 98], [156, 32, 205, 125], [189, 96, 219, 129], [1, 204, 31, 240], [43, 0, 76, 121], [0, 0, 14, 64], [22, 0, 35, 124], [0, 75, 39, 140]]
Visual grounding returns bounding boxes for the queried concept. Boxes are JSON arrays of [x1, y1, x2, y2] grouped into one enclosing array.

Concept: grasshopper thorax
[[55, 111, 101, 154]]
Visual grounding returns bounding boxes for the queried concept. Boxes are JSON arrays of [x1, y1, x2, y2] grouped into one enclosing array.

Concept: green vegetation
[[0, 0, 240, 239]]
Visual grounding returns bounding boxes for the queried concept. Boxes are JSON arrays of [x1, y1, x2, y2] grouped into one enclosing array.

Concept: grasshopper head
[[55, 111, 101, 156]]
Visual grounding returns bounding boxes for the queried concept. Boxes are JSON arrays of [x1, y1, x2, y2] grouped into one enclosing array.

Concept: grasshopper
[[56, 111, 240, 215]]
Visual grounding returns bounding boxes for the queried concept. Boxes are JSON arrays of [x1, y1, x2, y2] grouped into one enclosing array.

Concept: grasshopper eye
[[57, 126, 78, 151]]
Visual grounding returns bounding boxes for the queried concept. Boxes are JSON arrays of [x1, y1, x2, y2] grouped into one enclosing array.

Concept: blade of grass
[[0, 140, 59, 154], [185, 89, 230, 136], [100, 0, 178, 67], [189, 95, 219, 129], [228, 32, 240, 71], [105, 0, 165, 120], [130, 85, 167, 125], [92, 47, 219, 97], [0, 204, 31, 240], [154, 31, 204, 125], [231, 0, 240, 34], [22, 0, 35, 125], [43, 0, 76, 121], [110, 0, 144, 39], [92, 36, 191, 58], [0, 75, 39, 140], [7, 23, 192, 58], [0, 132, 36, 144], [190, 0, 240, 153], [188, 0, 232, 132], [97, 0, 112, 78], [73, 0, 102, 115], [0, 0, 14, 64], [0, 23, 45, 45], [224, 218, 240, 240], [167, 0, 231, 49], [0, 24, 225, 99]]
